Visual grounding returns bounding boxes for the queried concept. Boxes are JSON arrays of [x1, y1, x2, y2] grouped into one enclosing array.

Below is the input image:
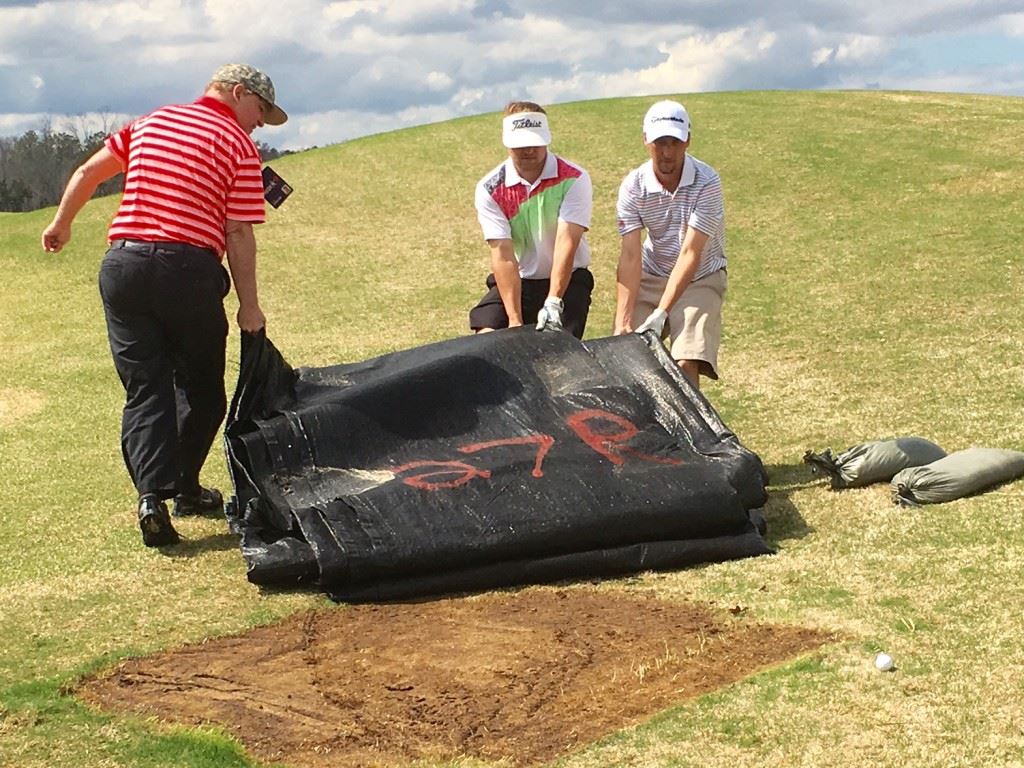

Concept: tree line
[[0, 120, 289, 213]]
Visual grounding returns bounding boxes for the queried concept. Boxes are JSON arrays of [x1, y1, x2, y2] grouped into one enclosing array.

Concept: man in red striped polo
[[469, 101, 594, 338], [41, 63, 286, 547], [614, 100, 728, 391]]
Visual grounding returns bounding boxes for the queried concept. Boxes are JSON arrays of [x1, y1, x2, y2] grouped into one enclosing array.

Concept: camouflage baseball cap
[[211, 63, 287, 125]]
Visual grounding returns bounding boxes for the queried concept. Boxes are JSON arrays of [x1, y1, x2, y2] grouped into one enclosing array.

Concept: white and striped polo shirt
[[616, 156, 726, 281], [105, 96, 265, 258], [475, 152, 592, 280]]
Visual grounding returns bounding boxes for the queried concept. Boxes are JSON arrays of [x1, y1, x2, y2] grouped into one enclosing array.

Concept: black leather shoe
[[138, 495, 180, 547], [172, 486, 224, 518]]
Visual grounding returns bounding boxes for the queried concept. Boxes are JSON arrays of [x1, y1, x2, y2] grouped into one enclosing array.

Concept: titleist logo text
[[512, 117, 543, 129]]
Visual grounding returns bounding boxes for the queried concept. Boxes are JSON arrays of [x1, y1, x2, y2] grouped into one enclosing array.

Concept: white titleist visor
[[502, 112, 552, 148]]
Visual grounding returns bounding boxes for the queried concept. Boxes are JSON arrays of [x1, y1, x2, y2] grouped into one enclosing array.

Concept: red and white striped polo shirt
[[105, 96, 265, 258]]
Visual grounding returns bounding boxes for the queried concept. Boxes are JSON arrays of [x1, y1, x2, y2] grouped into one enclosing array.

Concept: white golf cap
[[502, 111, 551, 148], [643, 100, 690, 143]]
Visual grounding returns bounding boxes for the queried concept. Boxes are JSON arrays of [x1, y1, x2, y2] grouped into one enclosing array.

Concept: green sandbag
[[891, 447, 1024, 506], [804, 437, 946, 490]]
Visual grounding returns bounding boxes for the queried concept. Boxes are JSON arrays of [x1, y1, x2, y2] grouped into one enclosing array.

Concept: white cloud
[[1000, 12, 1024, 36], [452, 87, 489, 111], [323, 0, 383, 22], [587, 27, 780, 99], [81, 0, 190, 38], [0, 112, 47, 134], [847, 65, 1024, 96], [425, 71, 454, 91], [1, 0, 1022, 148], [834, 35, 888, 62], [286, 101, 463, 148], [813, 47, 834, 66]]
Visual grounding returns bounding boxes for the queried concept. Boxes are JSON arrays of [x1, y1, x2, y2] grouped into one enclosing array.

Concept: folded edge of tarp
[[327, 519, 772, 602]]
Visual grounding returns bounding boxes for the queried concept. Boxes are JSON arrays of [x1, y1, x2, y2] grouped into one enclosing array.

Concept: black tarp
[[224, 328, 772, 602]]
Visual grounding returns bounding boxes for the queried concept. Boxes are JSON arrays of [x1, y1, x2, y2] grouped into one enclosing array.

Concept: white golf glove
[[536, 297, 564, 332], [635, 308, 668, 337]]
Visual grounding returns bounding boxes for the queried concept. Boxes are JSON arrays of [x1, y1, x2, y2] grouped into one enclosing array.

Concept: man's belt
[[109, 239, 216, 258]]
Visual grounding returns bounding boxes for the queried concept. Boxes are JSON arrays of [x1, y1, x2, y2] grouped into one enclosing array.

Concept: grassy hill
[[2, 90, 1024, 767]]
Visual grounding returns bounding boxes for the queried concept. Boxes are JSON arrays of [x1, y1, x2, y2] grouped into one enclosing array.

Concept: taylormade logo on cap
[[502, 111, 552, 148], [643, 100, 690, 143]]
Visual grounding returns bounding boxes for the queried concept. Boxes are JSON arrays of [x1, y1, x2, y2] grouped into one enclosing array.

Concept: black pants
[[98, 242, 229, 500], [468, 267, 594, 339]]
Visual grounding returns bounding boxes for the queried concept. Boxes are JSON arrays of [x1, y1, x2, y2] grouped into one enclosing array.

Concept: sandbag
[[891, 447, 1024, 506], [803, 437, 946, 489]]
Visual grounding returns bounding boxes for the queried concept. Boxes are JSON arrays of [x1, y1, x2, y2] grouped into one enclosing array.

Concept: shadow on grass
[[161, 532, 240, 556], [256, 582, 325, 598], [761, 461, 821, 546]]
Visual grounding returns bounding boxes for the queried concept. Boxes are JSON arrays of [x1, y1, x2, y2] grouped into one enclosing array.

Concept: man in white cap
[[41, 64, 286, 547], [613, 99, 727, 390], [469, 101, 594, 338]]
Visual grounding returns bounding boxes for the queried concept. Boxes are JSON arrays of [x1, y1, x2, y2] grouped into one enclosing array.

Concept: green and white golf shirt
[[475, 152, 592, 280]]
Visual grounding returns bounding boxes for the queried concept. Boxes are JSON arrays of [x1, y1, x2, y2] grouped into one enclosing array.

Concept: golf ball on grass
[[874, 652, 894, 671]]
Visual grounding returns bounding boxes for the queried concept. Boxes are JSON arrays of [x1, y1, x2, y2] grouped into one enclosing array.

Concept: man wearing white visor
[[614, 100, 727, 390], [469, 101, 594, 338]]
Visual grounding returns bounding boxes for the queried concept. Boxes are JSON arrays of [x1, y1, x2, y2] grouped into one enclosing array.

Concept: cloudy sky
[[2, 0, 1023, 151]]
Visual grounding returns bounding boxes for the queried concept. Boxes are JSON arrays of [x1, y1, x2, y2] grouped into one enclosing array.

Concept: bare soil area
[[79, 587, 831, 767]]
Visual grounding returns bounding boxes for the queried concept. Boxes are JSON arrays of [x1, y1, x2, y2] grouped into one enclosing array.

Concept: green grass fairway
[[3, 90, 1024, 767]]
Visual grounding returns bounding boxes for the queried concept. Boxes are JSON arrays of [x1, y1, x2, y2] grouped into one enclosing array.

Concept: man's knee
[[678, 359, 701, 389]]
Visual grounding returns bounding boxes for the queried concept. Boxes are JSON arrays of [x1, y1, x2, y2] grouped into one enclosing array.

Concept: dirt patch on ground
[[79, 587, 832, 767]]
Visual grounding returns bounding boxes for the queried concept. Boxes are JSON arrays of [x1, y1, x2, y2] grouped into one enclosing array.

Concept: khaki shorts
[[632, 269, 727, 379]]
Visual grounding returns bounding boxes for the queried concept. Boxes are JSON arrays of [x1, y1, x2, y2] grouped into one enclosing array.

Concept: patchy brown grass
[[0, 388, 44, 428]]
